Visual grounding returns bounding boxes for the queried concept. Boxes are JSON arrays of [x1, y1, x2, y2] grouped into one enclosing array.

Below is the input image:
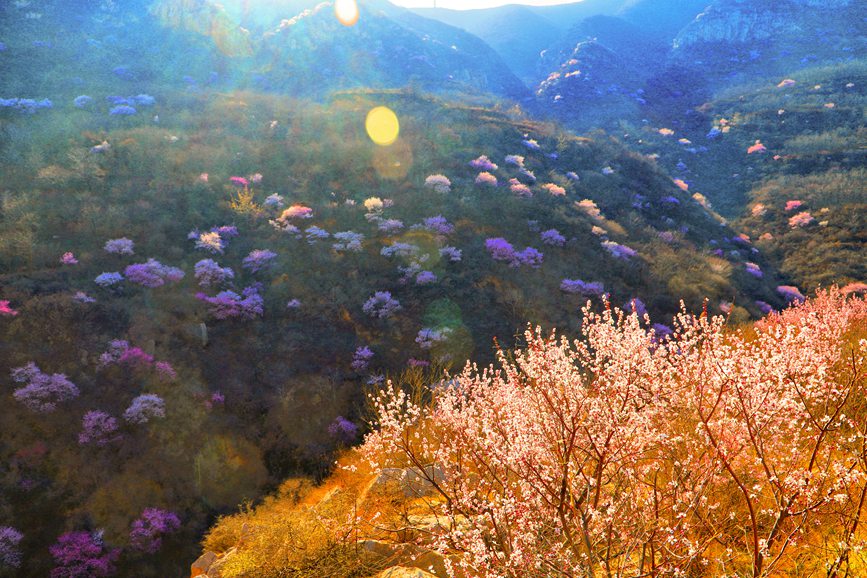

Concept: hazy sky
[[389, 0, 581, 9]]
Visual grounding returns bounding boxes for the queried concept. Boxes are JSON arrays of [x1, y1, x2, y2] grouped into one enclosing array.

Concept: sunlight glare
[[365, 106, 400, 147], [334, 0, 359, 27]]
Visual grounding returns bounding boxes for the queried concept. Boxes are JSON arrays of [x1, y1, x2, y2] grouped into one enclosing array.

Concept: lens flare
[[365, 106, 400, 147], [334, 0, 359, 27]]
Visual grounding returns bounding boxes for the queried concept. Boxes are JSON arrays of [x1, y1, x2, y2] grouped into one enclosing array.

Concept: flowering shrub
[[104, 238, 134, 255], [242, 250, 278, 273], [377, 219, 404, 234], [560, 278, 604, 296], [522, 138, 540, 150], [469, 155, 497, 171], [540, 229, 565, 246], [264, 193, 284, 207], [415, 327, 450, 349], [60, 252, 78, 265], [123, 394, 166, 424], [196, 286, 264, 319], [279, 205, 313, 220], [424, 174, 451, 194], [512, 247, 544, 268], [11, 362, 79, 413], [327, 416, 359, 444], [415, 270, 437, 285], [194, 259, 235, 287], [49, 531, 119, 578], [745, 262, 763, 278], [777, 284, 806, 302], [541, 183, 566, 196], [363, 290, 867, 578], [788, 211, 815, 228], [504, 154, 524, 167], [351, 346, 375, 372], [381, 242, 419, 259], [129, 509, 181, 553], [474, 172, 497, 187], [193, 231, 224, 254], [362, 291, 401, 319], [0, 527, 23, 569], [484, 237, 515, 263], [576, 198, 603, 220], [508, 178, 532, 197], [602, 240, 638, 260], [304, 226, 329, 243], [94, 272, 123, 287], [363, 197, 384, 213], [0, 300, 18, 316], [332, 231, 364, 253], [439, 246, 462, 262], [785, 199, 803, 211], [124, 259, 184, 288], [420, 215, 454, 236], [78, 411, 121, 446]]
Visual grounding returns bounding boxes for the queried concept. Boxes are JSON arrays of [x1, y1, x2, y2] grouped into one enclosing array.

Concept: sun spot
[[365, 106, 400, 147]]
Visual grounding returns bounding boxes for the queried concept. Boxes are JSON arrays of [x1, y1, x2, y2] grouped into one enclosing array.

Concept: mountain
[[412, 0, 626, 82], [617, 0, 711, 40]]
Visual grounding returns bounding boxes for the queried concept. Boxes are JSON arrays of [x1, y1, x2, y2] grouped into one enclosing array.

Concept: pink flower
[[747, 140, 767, 154], [0, 300, 18, 317], [785, 200, 803, 211], [60, 252, 78, 265], [229, 176, 249, 187]]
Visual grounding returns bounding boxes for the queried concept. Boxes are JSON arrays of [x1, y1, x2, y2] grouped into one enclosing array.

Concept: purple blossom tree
[[11, 363, 80, 413], [439, 246, 462, 262], [469, 155, 498, 171], [328, 416, 359, 444], [485, 238, 516, 263], [103, 238, 134, 256], [424, 174, 452, 194], [78, 411, 121, 446], [0, 526, 23, 569], [196, 286, 264, 319], [415, 271, 437, 285], [94, 272, 123, 288], [363, 291, 401, 319], [124, 259, 184, 288], [351, 346, 375, 372], [512, 247, 544, 268], [49, 531, 119, 578], [242, 250, 277, 273], [560, 279, 605, 297], [332, 231, 364, 253], [194, 259, 235, 287], [540, 229, 566, 247], [602, 240, 638, 260], [129, 508, 181, 553], [123, 394, 166, 424]]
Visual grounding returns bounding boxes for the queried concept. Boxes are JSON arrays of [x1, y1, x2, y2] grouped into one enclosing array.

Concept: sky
[[389, 0, 582, 9]]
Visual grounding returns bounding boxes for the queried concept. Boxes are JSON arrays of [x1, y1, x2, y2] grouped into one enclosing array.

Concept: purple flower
[[109, 105, 137, 116], [560, 279, 604, 297], [421, 215, 454, 236], [504, 154, 524, 167], [377, 219, 404, 234], [363, 291, 401, 319], [328, 416, 359, 444], [332, 231, 364, 253], [104, 237, 134, 255], [745, 262, 763, 278], [439, 246, 462, 262], [72, 292, 96, 304], [522, 139, 541, 151], [264, 193, 284, 207], [194, 259, 234, 287], [351, 346, 375, 372], [416, 327, 450, 349], [513, 247, 544, 268], [755, 300, 774, 314], [197, 286, 264, 319], [0, 527, 23, 569], [11, 363, 79, 413], [155, 361, 177, 381], [49, 531, 119, 578], [602, 241, 637, 260], [381, 242, 420, 259], [286, 299, 302, 309], [123, 394, 166, 424], [415, 270, 437, 285], [211, 225, 239, 238], [625, 298, 647, 318], [469, 155, 498, 171], [78, 411, 121, 446], [540, 229, 566, 247], [242, 249, 277, 273], [124, 259, 184, 288], [777, 285, 805, 303], [305, 226, 330, 243], [652, 323, 673, 340], [94, 272, 123, 287], [129, 509, 181, 554], [485, 237, 516, 263]]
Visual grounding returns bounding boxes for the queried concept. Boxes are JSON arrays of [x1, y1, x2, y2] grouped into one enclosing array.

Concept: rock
[[359, 540, 451, 577], [190, 550, 217, 577]]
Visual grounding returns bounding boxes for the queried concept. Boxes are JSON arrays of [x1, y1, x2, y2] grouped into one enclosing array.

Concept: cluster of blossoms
[[351, 346, 375, 372], [560, 278, 605, 296], [124, 259, 184, 288], [419, 215, 454, 236], [576, 199, 603, 220], [542, 183, 566, 196], [475, 172, 497, 187], [788, 211, 815, 228], [123, 394, 166, 424], [424, 174, 452, 194], [566, 171, 580, 181], [60, 252, 78, 265], [0, 300, 18, 316], [50, 531, 119, 578], [381, 242, 420, 259], [509, 178, 532, 197], [415, 327, 451, 349], [540, 229, 566, 247], [0, 526, 23, 569], [485, 238, 544, 268], [363, 197, 384, 213], [264, 193, 284, 208], [328, 416, 359, 444], [194, 259, 235, 287], [752, 203, 767, 217], [469, 155, 498, 171], [785, 200, 804, 211], [332, 231, 364, 253], [439, 246, 462, 262], [129, 508, 181, 553], [745, 262, 763, 278], [196, 285, 264, 320], [755, 300, 774, 314], [72, 292, 96, 304], [602, 240, 638, 260], [78, 411, 121, 446], [522, 138, 541, 150], [415, 271, 437, 285], [11, 362, 79, 413], [94, 272, 123, 287], [377, 219, 404, 234], [305, 226, 329, 243], [242, 249, 277, 273], [363, 291, 401, 319], [504, 154, 524, 167], [624, 297, 647, 317], [104, 237, 134, 255], [777, 284, 806, 302]]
